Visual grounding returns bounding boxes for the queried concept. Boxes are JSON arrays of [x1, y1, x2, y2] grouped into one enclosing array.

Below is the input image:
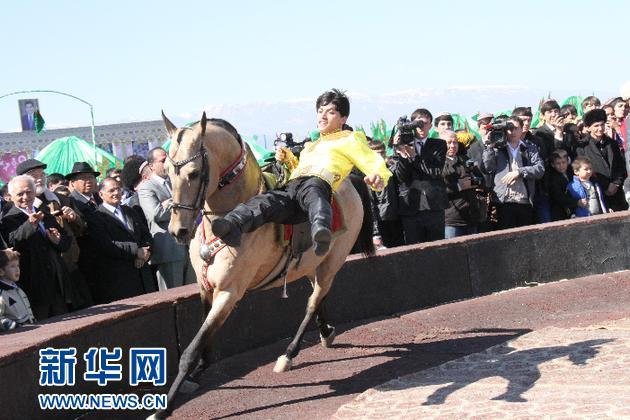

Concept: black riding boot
[[307, 197, 333, 256], [211, 203, 263, 247], [212, 192, 300, 247]]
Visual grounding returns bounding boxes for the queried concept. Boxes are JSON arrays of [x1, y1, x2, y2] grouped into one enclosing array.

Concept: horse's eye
[[189, 171, 199, 181]]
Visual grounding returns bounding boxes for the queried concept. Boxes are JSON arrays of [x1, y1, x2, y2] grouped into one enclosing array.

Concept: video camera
[[464, 159, 485, 187], [389, 115, 425, 146], [485, 118, 515, 148], [274, 132, 308, 156]]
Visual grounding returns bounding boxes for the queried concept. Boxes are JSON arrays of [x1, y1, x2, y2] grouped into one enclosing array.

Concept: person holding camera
[[575, 109, 628, 212], [533, 100, 571, 161], [367, 140, 404, 249], [441, 131, 484, 238], [481, 116, 544, 229], [390, 108, 448, 244]]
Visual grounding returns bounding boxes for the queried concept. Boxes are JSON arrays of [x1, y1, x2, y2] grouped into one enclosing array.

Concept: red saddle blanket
[[283, 197, 344, 241]]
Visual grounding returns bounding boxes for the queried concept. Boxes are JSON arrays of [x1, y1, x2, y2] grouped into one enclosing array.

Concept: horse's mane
[[189, 118, 243, 146]]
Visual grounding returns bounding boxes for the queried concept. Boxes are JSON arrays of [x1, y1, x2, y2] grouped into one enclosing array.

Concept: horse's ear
[[161, 110, 177, 137], [200, 111, 207, 137]]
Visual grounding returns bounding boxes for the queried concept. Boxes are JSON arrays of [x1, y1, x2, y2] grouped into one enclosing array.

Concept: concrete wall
[[1, 212, 629, 418]]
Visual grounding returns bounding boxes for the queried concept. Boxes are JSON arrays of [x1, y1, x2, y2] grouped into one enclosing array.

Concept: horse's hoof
[[273, 355, 292, 372], [180, 379, 200, 394], [320, 326, 336, 348]]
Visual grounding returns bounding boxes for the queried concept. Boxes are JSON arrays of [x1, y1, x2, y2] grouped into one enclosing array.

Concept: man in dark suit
[[0, 175, 71, 320], [90, 177, 155, 304], [65, 162, 102, 298], [66, 162, 102, 214], [575, 109, 628, 212], [138, 148, 194, 290], [390, 108, 448, 244], [16, 159, 93, 309], [533, 100, 571, 162], [20, 101, 36, 131]]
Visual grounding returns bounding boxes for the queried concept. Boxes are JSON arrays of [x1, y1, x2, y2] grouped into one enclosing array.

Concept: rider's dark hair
[[316, 89, 350, 117]]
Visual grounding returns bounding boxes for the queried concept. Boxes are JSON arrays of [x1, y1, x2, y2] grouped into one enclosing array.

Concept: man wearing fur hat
[[575, 109, 628, 211]]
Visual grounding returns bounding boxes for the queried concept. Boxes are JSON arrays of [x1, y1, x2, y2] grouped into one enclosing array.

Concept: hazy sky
[[2, 0, 629, 132]]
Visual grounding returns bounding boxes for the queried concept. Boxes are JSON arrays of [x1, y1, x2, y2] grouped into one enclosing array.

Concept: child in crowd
[[567, 157, 608, 217], [0, 249, 35, 331], [547, 151, 583, 220]]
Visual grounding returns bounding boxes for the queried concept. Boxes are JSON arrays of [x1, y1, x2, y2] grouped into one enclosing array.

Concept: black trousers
[[377, 220, 405, 248], [400, 210, 445, 245], [231, 176, 332, 231], [497, 202, 534, 229]]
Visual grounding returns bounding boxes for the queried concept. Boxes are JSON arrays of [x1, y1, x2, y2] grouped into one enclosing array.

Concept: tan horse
[[153, 112, 374, 417]]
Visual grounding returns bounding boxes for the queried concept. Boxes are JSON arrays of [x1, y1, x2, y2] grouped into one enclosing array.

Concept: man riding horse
[[212, 89, 391, 255]]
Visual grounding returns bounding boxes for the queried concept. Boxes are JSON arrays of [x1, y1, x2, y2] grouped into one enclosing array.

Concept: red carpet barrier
[[1, 211, 628, 418]]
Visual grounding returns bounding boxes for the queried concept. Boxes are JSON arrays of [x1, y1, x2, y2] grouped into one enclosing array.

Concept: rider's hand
[[364, 174, 384, 191]]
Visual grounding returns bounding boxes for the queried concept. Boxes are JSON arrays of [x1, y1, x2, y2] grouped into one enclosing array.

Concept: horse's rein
[[168, 142, 247, 214]]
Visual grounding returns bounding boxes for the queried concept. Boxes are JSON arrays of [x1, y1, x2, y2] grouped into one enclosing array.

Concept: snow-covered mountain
[[189, 86, 613, 148]]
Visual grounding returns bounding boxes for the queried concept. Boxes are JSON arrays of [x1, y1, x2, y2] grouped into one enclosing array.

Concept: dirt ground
[[87, 272, 630, 419]]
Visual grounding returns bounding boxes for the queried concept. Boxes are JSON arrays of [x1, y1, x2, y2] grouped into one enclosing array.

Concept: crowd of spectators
[[369, 95, 630, 247], [0, 147, 195, 329], [1, 94, 629, 330]]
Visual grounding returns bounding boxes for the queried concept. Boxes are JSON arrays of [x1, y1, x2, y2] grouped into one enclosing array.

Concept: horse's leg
[[150, 289, 239, 419], [316, 297, 336, 348], [179, 288, 214, 393], [273, 272, 333, 373]]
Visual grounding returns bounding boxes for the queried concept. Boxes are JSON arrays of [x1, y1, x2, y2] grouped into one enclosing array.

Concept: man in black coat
[[65, 162, 102, 297], [532, 100, 570, 162], [16, 159, 93, 309], [0, 175, 71, 320], [575, 109, 628, 212], [390, 108, 448, 244], [89, 177, 155, 304]]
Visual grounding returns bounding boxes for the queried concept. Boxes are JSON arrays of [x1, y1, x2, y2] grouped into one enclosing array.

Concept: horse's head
[[162, 111, 247, 244]]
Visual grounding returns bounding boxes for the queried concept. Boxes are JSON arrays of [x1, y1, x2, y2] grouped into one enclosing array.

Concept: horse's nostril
[[177, 228, 188, 239]]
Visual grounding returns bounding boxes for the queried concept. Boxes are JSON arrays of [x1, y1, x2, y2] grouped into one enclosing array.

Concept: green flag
[[34, 110, 45, 133]]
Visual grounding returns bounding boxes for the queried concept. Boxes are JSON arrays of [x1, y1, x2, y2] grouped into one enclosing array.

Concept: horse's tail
[[348, 172, 376, 257]]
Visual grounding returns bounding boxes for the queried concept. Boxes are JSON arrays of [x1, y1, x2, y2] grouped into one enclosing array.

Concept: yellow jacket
[[288, 130, 391, 191]]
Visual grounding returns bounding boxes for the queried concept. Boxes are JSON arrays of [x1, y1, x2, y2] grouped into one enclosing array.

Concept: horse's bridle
[[168, 141, 247, 214]]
